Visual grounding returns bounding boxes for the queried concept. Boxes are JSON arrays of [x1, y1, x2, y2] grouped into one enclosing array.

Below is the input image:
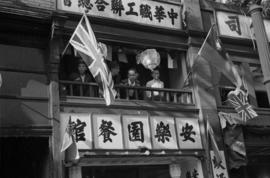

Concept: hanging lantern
[[137, 49, 160, 71], [98, 42, 108, 59], [169, 164, 181, 178]]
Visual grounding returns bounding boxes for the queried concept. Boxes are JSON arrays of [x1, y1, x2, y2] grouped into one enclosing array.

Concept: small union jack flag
[[228, 89, 257, 124]]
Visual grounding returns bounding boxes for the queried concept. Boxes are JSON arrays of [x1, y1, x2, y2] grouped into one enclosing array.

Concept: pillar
[[248, 4, 270, 103], [69, 166, 82, 178]]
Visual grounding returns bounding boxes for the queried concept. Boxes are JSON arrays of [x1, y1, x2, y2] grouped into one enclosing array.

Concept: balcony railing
[[59, 80, 194, 105]]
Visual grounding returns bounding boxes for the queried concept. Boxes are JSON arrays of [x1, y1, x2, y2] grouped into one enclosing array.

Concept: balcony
[[59, 80, 194, 105]]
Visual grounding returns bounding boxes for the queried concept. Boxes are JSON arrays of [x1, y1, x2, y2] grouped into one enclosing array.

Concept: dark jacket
[[69, 73, 97, 97], [120, 79, 141, 99]]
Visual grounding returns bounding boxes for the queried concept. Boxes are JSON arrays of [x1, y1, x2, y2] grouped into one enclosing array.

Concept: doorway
[[82, 165, 171, 178]]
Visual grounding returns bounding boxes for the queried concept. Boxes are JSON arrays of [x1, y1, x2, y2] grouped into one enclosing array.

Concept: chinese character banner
[[60, 113, 203, 151], [60, 113, 93, 150], [180, 157, 204, 178], [93, 114, 124, 149], [122, 115, 152, 149], [217, 11, 270, 41], [210, 151, 229, 178], [150, 116, 178, 149], [57, 0, 182, 29], [176, 118, 203, 149]]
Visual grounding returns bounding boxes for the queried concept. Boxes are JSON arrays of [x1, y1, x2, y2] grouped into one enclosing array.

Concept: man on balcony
[[120, 68, 141, 100], [146, 69, 164, 101], [69, 59, 96, 97]]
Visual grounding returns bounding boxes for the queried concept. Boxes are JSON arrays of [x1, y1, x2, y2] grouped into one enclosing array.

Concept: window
[[59, 42, 193, 104], [249, 64, 270, 108]]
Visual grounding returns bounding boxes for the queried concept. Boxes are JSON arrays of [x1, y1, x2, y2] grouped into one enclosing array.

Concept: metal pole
[[248, 4, 270, 104]]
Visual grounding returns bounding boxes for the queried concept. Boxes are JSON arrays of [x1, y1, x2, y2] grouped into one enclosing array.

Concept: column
[[69, 166, 82, 178], [248, 4, 270, 103]]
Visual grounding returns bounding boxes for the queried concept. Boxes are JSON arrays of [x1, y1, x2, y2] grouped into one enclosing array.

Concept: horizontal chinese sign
[[60, 113, 203, 150], [216, 11, 270, 41], [57, 0, 182, 29]]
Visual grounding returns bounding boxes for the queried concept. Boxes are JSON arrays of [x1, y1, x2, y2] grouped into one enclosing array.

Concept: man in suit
[[120, 68, 141, 99], [69, 60, 97, 97]]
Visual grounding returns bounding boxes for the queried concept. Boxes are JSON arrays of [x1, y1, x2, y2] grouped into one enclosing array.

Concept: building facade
[[0, 0, 270, 178]]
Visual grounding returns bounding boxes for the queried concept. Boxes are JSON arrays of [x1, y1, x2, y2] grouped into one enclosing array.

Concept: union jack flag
[[69, 13, 116, 105], [228, 89, 257, 124]]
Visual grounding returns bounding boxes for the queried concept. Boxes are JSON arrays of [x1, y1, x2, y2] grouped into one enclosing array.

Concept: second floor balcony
[[59, 80, 194, 106]]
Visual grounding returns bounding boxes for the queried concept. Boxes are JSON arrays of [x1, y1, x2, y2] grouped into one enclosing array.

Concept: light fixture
[[136, 49, 160, 71], [169, 164, 181, 178]]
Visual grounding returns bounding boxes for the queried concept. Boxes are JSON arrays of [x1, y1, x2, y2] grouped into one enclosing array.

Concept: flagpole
[[198, 24, 215, 55], [61, 12, 87, 57]]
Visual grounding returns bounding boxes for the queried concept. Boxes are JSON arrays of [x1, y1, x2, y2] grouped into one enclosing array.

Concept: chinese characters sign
[[122, 115, 152, 149], [60, 113, 203, 150], [93, 114, 124, 149], [210, 151, 229, 178], [181, 157, 204, 178], [60, 113, 93, 150], [176, 119, 202, 149], [150, 116, 178, 149], [57, 0, 182, 29], [217, 11, 270, 41]]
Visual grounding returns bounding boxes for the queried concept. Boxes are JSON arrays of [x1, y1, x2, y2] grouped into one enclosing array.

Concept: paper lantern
[[169, 164, 181, 178], [137, 49, 160, 71]]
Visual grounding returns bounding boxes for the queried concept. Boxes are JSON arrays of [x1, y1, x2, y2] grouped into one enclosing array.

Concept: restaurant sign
[[60, 113, 203, 150], [216, 11, 270, 41], [57, 0, 182, 29]]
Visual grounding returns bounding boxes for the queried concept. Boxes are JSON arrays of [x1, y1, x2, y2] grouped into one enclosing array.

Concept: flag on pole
[[61, 117, 79, 160], [228, 89, 257, 123], [218, 112, 243, 127], [198, 25, 242, 88], [207, 120, 222, 164], [67, 13, 116, 105], [61, 118, 74, 152]]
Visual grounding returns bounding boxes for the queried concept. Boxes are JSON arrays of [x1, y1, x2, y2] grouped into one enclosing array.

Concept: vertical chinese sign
[[150, 116, 178, 149], [60, 113, 93, 150], [57, 0, 182, 30], [210, 151, 229, 178], [181, 157, 204, 178], [176, 118, 203, 149], [93, 114, 123, 149], [122, 115, 152, 149]]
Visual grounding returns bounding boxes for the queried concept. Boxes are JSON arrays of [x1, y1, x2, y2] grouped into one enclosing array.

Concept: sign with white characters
[[176, 118, 203, 149], [216, 11, 270, 41], [180, 157, 204, 178], [93, 114, 123, 149], [122, 115, 152, 149], [210, 151, 229, 178], [150, 116, 178, 149], [57, 0, 182, 30], [60, 113, 93, 150]]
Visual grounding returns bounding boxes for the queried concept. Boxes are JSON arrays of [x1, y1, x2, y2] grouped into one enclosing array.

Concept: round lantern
[[169, 164, 181, 178], [137, 49, 160, 71]]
